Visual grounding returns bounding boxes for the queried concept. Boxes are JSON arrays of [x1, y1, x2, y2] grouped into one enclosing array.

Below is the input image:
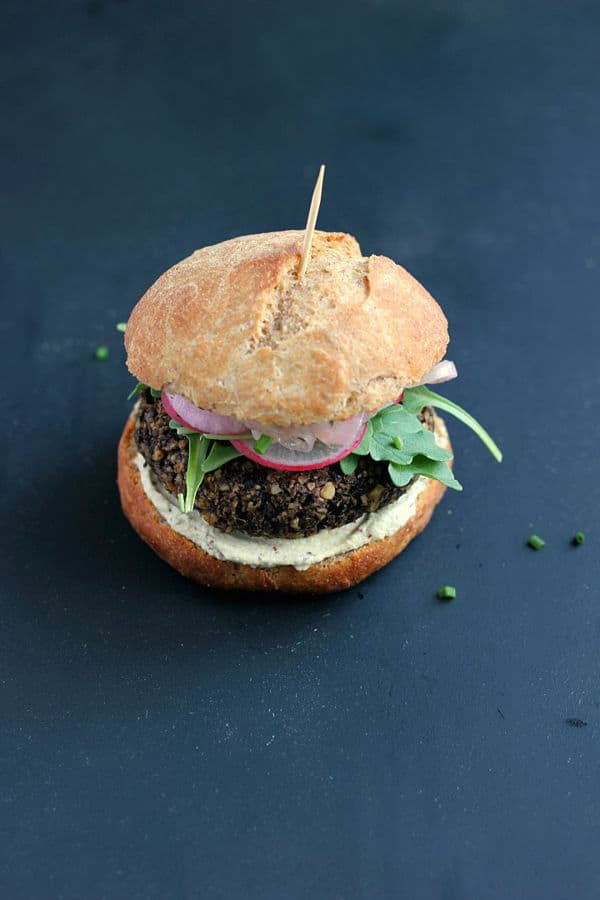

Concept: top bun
[[125, 230, 448, 427]]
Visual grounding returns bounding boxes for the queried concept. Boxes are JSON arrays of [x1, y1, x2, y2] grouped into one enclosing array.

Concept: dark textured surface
[[2, 1, 600, 898]]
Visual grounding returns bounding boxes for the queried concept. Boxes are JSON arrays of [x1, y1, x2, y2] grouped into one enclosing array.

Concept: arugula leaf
[[339, 453, 359, 475], [338, 399, 461, 490], [389, 456, 462, 491], [372, 404, 424, 435], [128, 382, 161, 401], [369, 408, 452, 466], [168, 421, 242, 513], [402, 386, 502, 463], [128, 381, 147, 400], [203, 441, 242, 473], [178, 433, 209, 513], [168, 418, 198, 437], [352, 420, 373, 456]]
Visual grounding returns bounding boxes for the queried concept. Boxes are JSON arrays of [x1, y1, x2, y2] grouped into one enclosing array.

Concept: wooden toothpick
[[298, 164, 325, 279]]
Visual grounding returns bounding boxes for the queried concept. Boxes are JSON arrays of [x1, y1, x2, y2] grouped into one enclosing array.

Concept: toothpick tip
[[298, 165, 326, 279]]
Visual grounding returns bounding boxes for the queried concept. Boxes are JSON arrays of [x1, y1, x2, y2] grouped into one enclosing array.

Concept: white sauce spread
[[135, 454, 430, 571]]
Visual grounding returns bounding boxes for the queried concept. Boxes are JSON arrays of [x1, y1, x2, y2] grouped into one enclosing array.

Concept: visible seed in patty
[[320, 481, 336, 500]]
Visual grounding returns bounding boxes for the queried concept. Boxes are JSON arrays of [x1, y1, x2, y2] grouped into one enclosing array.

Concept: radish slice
[[162, 391, 247, 435], [418, 360, 457, 385], [231, 422, 367, 471]]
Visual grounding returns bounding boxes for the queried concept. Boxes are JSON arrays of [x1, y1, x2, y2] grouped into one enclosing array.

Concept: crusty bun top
[[125, 230, 449, 426]]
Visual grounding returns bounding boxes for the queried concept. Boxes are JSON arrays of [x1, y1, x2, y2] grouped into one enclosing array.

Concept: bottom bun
[[118, 416, 449, 594]]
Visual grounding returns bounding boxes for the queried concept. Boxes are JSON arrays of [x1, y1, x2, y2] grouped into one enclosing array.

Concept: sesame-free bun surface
[[125, 231, 448, 427], [117, 415, 449, 594]]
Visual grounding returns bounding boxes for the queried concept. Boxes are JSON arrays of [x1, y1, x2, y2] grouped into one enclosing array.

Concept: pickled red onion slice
[[246, 422, 318, 452], [417, 360, 457, 385], [231, 421, 367, 472], [162, 391, 248, 435], [245, 412, 366, 451], [310, 414, 367, 447]]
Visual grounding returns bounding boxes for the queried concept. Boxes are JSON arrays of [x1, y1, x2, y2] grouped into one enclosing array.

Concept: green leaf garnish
[[389, 456, 462, 491], [340, 402, 462, 491], [166, 420, 242, 513], [402, 386, 502, 463], [351, 420, 373, 456], [339, 453, 359, 475], [180, 433, 209, 513], [127, 382, 161, 401], [203, 432, 252, 440], [168, 418, 198, 436], [202, 441, 242, 473], [128, 381, 147, 400], [369, 406, 452, 466]]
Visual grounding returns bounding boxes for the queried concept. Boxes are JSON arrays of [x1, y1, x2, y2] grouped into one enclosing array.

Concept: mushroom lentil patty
[[134, 392, 436, 539]]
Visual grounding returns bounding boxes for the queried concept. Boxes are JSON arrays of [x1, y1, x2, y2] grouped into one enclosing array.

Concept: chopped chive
[[254, 434, 272, 455], [95, 345, 109, 360], [150, 388, 162, 398], [437, 585, 457, 601], [573, 531, 585, 546], [527, 534, 545, 550], [393, 436, 404, 450], [116, 322, 127, 333]]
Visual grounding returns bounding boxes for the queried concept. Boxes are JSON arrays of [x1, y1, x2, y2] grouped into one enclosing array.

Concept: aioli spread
[[135, 453, 429, 571]]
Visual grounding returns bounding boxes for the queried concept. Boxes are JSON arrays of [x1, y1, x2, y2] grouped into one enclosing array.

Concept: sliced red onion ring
[[417, 360, 457, 385], [310, 414, 367, 447], [246, 422, 318, 452], [245, 412, 366, 451], [231, 421, 367, 472], [162, 391, 248, 435]]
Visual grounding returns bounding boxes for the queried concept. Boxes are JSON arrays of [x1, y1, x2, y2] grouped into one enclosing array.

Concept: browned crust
[[124, 230, 449, 427], [117, 416, 449, 594]]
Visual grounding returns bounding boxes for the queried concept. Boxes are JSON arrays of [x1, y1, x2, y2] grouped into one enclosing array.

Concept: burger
[[118, 229, 501, 593]]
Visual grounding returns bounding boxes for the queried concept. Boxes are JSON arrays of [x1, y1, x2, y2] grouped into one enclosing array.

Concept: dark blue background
[[2, 1, 600, 898]]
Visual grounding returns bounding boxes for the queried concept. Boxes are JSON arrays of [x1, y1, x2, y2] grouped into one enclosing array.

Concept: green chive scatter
[[437, 585, 457, 601], [527, 534, 545, 550], [116, 322, 127, 333], [573, 531, 585, 546], [95, 345, 109, 361]]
